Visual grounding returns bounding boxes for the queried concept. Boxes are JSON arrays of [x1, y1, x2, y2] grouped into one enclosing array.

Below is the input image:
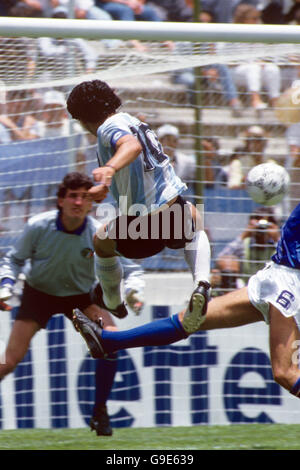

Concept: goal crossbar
[[1, 17, 300, 43]]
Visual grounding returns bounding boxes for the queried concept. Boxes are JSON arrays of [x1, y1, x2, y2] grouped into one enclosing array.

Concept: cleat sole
[[72, 309, 106, 359]]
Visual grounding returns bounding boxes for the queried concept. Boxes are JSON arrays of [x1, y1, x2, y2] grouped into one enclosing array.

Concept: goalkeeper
[[0, 172, 145, 436]]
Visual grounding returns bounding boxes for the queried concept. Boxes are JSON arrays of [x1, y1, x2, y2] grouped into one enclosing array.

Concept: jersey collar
[[56, 212, 87, 235]]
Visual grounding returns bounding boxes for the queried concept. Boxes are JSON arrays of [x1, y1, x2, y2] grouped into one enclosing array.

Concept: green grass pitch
[[0, 424, 299, 450]]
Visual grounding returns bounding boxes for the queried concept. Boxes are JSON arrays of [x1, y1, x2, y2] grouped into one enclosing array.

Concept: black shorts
[[16, 282, 92, 329], [107, 196, 195, 259]]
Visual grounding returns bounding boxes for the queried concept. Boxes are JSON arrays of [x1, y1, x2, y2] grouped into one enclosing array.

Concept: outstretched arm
[[89, 134, 142, 202], [92, 134, 142, 185]]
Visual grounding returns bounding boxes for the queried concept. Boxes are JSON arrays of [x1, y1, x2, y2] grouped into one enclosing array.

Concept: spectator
[[1, 0, 48, 16], [96, 0, 162, 21], [16, 90, 43, 140], [238, 124, 270, 167], [172, 9, 243, 117], [7, 0, 44, 16], [200, 0, 286, 23], [229, 4, 281, 116], [156, 125, 223, 192], [32, 89, 92, 171], [211, 206, 280, 293], [210, 147, 234, 187], [33, 90, 72, 138], [50, 0, 111, 19], [0, 37, 36, 85], [147, 0, 193, 22], [156, 124, 196, 197], [284, 121, 300, 213], [201, 137, 222, 187], [278, 3, 300, 90], [0, 0, 16, 15], [200, 0, 241, 22], [35, 7, 99, 80], [226, 125, 271, 189], [261, 0, 285, 23], [0, 89, 40, 142], [74, 0, 112, 19], [285, 0, 300, 23]]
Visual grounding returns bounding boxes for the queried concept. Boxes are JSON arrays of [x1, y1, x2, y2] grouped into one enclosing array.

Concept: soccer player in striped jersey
[[73, 203, 300, 399], [67, 80, 211, 327], [0, 172, 145, 436]]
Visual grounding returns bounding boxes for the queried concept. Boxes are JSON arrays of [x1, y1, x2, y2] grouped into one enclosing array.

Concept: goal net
[[0, 18, 299, 430]]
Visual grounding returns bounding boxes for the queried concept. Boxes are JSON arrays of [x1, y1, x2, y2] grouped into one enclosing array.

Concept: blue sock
[[93, 352, 118, 415], [101, 314, 187, 354]]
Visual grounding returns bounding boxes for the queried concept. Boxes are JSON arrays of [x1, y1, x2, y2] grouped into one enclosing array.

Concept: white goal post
[[1, 17, 300, 43]]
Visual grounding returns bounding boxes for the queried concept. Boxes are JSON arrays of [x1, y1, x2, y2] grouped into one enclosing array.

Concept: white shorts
[[248, 261, 300, 327]]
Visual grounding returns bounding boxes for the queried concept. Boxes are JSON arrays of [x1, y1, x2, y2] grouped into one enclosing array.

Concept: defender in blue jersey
[[67, 80, 211, 329], [0, 172, 145, 436], [73, 203, 300, 400]]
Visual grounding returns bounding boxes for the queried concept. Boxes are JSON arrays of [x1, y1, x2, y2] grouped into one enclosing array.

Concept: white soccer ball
[[246, 162, 290, 206]]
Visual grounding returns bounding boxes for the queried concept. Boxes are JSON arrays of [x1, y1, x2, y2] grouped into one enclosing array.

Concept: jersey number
[[276, 290, 295, 310], [130, 123, 168, 171]]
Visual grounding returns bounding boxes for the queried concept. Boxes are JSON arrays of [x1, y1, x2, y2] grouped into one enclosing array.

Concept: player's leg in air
[[72, 286, 261, 360], [92, 232, 128, 319], [181, 200, 211, 331], [93, 197, 211, 326], [73, 283, 300, 395]]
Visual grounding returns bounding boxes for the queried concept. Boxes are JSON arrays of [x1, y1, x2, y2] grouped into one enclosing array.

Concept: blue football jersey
[[96, 112, 187, 215], [272, 203, 300, 269]]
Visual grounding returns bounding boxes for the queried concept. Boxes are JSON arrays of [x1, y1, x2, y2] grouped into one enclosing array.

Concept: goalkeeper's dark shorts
[[15, 282, 92, 329], [106, 195, 195, 259]]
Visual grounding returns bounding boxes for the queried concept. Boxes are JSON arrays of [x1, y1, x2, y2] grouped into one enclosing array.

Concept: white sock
[[95, 255, 124, 309], [184, 230, 211, 286]]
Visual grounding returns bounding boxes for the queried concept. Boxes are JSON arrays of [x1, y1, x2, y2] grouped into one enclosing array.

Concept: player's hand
[[125, 289, 144, 315], [88, 184, 109, 203], [92, 166, 115, 188], [0, 285, 13, 302]]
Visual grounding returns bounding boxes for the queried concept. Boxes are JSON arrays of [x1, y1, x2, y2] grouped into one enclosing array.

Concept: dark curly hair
[[56, 172, 94, 208], [66, 80, 122, 123]]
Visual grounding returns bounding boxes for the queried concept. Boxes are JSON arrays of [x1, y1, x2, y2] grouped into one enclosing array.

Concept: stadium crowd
[[0, 1, 299, 25]]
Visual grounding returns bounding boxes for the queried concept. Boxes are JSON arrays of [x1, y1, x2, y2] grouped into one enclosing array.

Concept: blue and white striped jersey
[[97, 112, 187, 215], [272, 203, 300, 269]]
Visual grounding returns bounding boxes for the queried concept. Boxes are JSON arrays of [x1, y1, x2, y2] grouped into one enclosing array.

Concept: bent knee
[[272, 365, 296, 391]]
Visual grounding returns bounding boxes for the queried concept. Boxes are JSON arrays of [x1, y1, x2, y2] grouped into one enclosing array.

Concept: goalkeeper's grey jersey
[[0, 210, 98, 296], [97, 112, 187, 215], [0, 210, 143, 297]]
